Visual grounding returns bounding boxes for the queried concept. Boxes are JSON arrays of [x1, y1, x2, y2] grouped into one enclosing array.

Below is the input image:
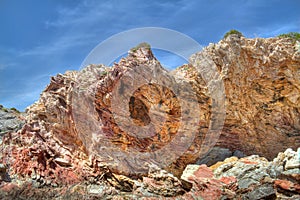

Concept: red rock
[[220, 176, 237, 185], [274, 179, 300, 193], [181, 165, 224, 200], [193, 164, 214, 179], [191, 179, 222, 200]]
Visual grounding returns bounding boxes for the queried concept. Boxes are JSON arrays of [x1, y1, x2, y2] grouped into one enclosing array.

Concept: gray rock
[[214, 156, 267, 180], [271, 148, 300, 181], [238, 167, 269, 189], [0, 108, 25, 145], [212, 148, 300, 199], [0, 108, 24, 135], [88, 184, 105, 194], [238, 178, 259, 189], [233, 150, 246, 158], [285, 154, 300, 170], [196, 147, 233, 166], [242, 184, 276, 200], [282, 168, 300, 176]]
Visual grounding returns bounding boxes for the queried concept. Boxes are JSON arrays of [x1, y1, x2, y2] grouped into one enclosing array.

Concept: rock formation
[[0, 106, 24, 134], [189, 35, 300, 159], [0, 106, 24, 144], [0, 35, 299, 199]]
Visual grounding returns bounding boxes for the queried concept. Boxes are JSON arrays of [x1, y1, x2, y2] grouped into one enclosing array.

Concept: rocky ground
[[0, 148, 298, 199], [0, 35, 299, 199]]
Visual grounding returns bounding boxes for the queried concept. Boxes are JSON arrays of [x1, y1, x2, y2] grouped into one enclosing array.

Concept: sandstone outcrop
[[0, 35, 299, 199]]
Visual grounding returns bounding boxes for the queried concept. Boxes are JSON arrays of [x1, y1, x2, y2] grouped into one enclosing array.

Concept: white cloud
[[19, 33, 95, 57], [255, 23, 300, 38], [44, 1, 140, 30], [21, 1, 141, 57], [21, 1, 188, 58], [45, 1, 114, 28], [0, 63, 16, 70]]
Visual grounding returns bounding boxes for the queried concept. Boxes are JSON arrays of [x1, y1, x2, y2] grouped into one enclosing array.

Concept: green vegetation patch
[[277, 32, 300, 42], [130, 42, 151, 52], [223, 29, 244, 39], [1, 107, 9, 112], [10, 107, 20, 113], [0, 105, 20, 113]]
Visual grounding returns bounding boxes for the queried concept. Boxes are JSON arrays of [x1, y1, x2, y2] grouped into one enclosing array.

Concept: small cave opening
[[128, 83, 181, 131], [129, 96, 151, 126]]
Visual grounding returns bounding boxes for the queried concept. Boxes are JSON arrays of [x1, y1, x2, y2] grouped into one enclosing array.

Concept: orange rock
[[210, 156, 238, 171], [240, 159, 258, 165]]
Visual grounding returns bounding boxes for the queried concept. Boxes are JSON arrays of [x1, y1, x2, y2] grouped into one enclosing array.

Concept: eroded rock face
[[67, 46, 202, 176], [178, 36, 300, 159], [0, 36, 299, 199]]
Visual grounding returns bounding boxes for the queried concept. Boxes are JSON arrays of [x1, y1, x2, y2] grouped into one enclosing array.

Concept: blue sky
[[0, 0, 299, 111]]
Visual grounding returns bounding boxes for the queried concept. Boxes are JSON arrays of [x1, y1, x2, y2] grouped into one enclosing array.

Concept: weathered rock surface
[[183, 35, 300, 160], [0, 106, 25, 137], [0, 35, 299, 199], [0, 148, 298, 199], [210, 148, 300, 199]]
